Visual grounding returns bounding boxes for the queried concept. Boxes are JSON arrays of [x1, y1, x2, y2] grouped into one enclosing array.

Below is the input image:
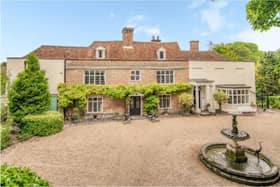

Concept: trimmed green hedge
[[269, 95, 280, 109], [1, 163, 50, 186], [1, 127, 11, 150], [21, 111, 63, 138]]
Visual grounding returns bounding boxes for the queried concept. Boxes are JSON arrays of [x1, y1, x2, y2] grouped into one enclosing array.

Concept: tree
[[1, 62, 7, 95], [212, 42, 262, 61], [178, 92, 193, 113], [256, 51, 280, 108], [213, 90, 228, 112], [8, 54, 50, 125], [246, 0, 280, 31]]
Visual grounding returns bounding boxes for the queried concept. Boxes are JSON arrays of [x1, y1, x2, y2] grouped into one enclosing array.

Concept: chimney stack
[[190, 40, 199, 52], [151, 35, 161, 42], [122, 27, 134, 47]]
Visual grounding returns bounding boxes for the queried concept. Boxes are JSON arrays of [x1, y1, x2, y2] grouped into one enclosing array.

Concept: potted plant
[[213, 90, 228, 113], [178, 92, 193, 116]]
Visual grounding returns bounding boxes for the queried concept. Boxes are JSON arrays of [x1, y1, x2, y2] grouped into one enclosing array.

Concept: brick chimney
[[122, 27, 134, 47], [151, 35, 161, 42], [190, 40, 199, 52]]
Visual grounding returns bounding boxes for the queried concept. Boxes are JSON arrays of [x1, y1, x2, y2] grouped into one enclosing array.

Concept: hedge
[[21, 111, 63, 138], [1, 163, 50, 186], [1, 127, 11, 150], [269, 95, 280, 109]]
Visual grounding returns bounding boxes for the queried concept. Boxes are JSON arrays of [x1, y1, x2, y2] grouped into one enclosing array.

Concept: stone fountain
[[199, 112, 280, 185]]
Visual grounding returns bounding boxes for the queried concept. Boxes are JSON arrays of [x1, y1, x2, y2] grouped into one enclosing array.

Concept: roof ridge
[[41, 45, 88, 48]]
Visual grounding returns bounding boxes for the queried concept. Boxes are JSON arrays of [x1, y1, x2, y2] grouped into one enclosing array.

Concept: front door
[[130, 96, 141, 115]]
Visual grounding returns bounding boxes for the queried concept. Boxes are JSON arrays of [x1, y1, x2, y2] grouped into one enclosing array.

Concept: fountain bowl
[[199, 143, 280, 186]]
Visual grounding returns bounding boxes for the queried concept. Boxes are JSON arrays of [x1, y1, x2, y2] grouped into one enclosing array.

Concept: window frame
[[96, 46, 106, 59], [84, 70, 106, 85], [156, 70, 175, 84], [219, 88, 250, 105], [159, 95, 171, 109], [130, 70, 141, 81], [157, 47, 166, 60], [87, 96, 103, 113]]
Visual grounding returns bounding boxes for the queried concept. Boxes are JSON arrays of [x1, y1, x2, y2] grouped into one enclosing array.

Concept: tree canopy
[[212, 42, 262, 61], [256, 51, 280, 98], [246, 0, 280, 31]]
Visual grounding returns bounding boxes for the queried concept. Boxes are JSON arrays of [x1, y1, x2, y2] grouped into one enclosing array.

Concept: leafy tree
[[256, 51, 280, 108], [213, 90, 228, 112], [246, 0, 280, 31], [1, 62, 7, 95], [178, 92, 193, 113], [8, 54, 50, 125], [212, 42, 262, 61]]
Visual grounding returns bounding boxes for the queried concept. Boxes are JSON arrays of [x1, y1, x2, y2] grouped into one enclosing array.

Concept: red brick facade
[[29, 27, 229, 117]]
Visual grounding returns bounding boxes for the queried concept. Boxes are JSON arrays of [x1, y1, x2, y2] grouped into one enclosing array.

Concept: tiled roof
[[30, 41, 229, 61]]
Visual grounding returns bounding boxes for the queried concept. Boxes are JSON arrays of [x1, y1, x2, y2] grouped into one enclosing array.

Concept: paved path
[[1, 112, 280, 186]]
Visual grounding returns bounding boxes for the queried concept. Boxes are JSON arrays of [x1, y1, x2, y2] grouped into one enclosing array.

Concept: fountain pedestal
[[225, 143, 247, 163]]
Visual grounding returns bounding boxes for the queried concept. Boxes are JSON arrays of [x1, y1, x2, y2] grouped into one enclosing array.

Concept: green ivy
[[58, 82, 191, 115]]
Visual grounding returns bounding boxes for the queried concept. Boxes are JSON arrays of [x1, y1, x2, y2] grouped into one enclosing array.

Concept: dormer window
[[157, 47, 166, 60], [96, 46, 105, 59]]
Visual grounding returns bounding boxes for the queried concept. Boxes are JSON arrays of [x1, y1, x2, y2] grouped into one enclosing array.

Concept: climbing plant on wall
[[58, 82, 191, 116]]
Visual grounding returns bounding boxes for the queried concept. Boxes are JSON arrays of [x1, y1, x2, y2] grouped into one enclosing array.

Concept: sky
[[1, 0, 280, 62]]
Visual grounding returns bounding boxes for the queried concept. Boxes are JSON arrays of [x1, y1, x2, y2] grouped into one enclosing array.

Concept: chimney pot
[[190, 40, 199, 52], [122, 26, 134, 46]]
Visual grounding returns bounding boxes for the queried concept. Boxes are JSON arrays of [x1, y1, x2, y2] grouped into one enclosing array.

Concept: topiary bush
[[178, 92, 193, 113], [1, 163, 50, 186], [1, 127, 11, 150], [8, 54, 50, 126], [269, 95, 280, 109], [213, 90, 229, 112], [21, 111, 63, 138]]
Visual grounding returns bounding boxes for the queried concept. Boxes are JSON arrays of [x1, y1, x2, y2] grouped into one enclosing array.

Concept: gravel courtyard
[[1, 111, 280, 186]]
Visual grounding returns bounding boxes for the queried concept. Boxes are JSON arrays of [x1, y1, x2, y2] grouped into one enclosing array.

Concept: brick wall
[[66, 60, 189, 84]]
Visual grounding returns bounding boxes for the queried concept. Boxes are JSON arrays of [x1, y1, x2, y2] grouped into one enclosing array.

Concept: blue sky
[[1, 0, 280, 62]]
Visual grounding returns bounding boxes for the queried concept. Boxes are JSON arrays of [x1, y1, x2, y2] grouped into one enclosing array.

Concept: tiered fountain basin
[[199, 143, 280, 185], [199, 113, 280, 185]]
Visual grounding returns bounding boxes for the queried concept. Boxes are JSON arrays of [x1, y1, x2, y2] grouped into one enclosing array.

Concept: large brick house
[[7, 27, 256, 116]]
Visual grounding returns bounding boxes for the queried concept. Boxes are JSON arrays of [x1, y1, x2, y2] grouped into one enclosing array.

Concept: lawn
[[1, 111, 280, 186]]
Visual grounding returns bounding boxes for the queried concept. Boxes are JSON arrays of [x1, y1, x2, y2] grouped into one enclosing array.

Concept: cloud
[[209, 0, 229, 9], [201, 8, 225, 32], [109, 12, 116, 19], [189, 0, 206, 9], [135, 25, 160, 36], [125, 15, 161, 37], [200, 0, 229, 33], [126, 15, 147, 27], [234, 27, 280, 51]]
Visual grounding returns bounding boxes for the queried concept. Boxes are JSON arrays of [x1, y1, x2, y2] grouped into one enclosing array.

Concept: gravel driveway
[[1, 111, 280, 186]]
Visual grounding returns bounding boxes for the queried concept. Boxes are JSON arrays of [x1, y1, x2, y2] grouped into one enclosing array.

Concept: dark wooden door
[[130, 96, 141, 115]]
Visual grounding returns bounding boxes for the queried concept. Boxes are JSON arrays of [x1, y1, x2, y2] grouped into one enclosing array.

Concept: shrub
[[8, 54, 50, 126], [1, 163, 49, 186], [143, 95, 159, 115], [213, 90, 229, 112], [269, 95, 280, 109], [178, 92, 193, 113], [21, 111, 63, 137], [1, 103, 8, 122], [1, 127, 11, 150]]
